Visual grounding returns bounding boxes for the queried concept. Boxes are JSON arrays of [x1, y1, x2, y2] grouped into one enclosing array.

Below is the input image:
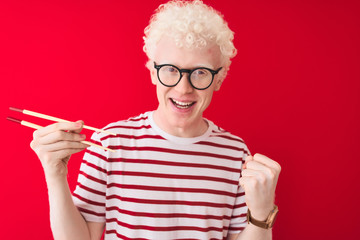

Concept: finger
[[239, 176, 254, 190], [239, 173, 269, 192], [253, 153, 281, 171], [246, 160, 272, 172], [34, 121, 84, 138], [69, 120, 84, 134], [48, 148, 88, 161], [242, 168, 263, 178], [37, 131, 86, 145], [42, 140, 88, 153], [242, 167, 276, 193], [246, 160, 280, 180], [242, 155, 253, 169], [245, 155, 253, 162]]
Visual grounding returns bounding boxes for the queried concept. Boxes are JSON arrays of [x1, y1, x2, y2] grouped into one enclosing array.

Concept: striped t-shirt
[[73, 111, 250, 240]]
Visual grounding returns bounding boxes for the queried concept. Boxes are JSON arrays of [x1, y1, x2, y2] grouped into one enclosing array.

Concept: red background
[[1, 0, 359, 239]]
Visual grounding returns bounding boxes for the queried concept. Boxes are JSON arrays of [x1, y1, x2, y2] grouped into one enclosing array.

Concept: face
[[150, 36, 224, 137]]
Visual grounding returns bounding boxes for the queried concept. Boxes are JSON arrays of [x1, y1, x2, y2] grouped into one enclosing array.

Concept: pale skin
[[30, 121, 105, 239], [30, 37, 281, 240]]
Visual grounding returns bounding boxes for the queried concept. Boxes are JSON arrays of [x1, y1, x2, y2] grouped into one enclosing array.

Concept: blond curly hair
[[143, 0, 237, 71]]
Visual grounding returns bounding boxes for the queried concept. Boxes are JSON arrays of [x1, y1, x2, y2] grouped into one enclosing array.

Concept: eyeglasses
[[154, 62, 222, 90]]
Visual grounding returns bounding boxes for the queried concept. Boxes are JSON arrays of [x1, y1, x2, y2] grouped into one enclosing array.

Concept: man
[[30, 0, 281, 239]]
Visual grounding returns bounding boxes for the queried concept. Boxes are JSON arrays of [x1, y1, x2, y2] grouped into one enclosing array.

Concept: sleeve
[[228, 144, 251, 234], [228, 186, 248, 233], [72, 131, 108, 222]]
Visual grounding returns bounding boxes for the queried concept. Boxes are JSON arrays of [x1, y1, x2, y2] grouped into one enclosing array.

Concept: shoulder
[[89, 112, 152, 143], [206, 119, 250, 156], [102, 112, 151, 134], [106, 112, 150, 129]]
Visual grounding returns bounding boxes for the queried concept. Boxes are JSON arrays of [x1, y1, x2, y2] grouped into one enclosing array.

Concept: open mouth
[[170, 98, 196, 109]]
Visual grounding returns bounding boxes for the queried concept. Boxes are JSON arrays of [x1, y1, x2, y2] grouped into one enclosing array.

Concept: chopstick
[[9, 107, 116, 136], [7, 116, 115, 152]]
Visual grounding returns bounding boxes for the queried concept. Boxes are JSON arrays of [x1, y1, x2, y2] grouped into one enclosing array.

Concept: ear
[[147, 60, 157, 85], [150, 68, 157, 85], [214, 68, 227, 91], [214, 79, 223, 91]]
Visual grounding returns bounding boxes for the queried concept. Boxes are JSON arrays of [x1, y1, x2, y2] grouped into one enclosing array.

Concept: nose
[[174, 73, 193, 94]]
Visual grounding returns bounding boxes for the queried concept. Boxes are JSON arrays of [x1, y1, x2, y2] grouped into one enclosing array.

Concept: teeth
[[173, 99, 192, 106], [171, 99, 194, 108]]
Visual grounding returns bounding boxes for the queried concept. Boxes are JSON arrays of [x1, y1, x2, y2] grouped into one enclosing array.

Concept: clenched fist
[[239, 153, 281, 220]]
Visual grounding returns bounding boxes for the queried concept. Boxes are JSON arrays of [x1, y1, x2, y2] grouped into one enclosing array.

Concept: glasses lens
[[158, 65, 180, 86], [190, 69, 213, 89]]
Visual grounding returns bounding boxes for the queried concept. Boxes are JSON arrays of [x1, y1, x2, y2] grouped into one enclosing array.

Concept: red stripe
[[212, 126, 228, 133], [127, 116, 148, 122], [77, 183, 106, 196], [210, 134, 245, 144], [235, 192, 245, 198], [107, 183, 236, 197], [106, 229, 222, 240], [106, 195, 235, 209], [85, 145, 245, 165], [104, 124, 152, 131], [88, 139, 102, 145], [107, 170, 238, 185], [228, 226, 246, 231], [77, 206, 105, 217], [196, 141, 247, 152], [109, 145, 244, 162], [105, 229, 149, 240], [106, 206, 231, 220], [106, 217, 224, 232], [86, 152, 241, 173], [231, 213, 247, 219], [85, 149, 107, 161], [79, 170, 106, 185], [82, 159, 107, 174], [176, 239, 205, 240], [101, 133, 164, 142], [112, 158, 240, 172], [234, 202, 247, 209], [72, 192, 105, 207]]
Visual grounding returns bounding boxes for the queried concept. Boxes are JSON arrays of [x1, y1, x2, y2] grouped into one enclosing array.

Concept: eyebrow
[[157, 61, 215, 69]]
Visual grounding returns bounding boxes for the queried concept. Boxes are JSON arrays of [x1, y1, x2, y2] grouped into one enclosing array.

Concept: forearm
[[46, 175, 91, 240]]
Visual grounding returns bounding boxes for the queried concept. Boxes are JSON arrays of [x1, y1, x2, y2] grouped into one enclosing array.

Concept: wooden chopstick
[[9, 107, 116, 136], [7, 117, 115, 152]]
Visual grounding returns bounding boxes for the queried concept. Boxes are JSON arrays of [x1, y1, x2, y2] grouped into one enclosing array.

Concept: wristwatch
[[247, 205, 279, 229]]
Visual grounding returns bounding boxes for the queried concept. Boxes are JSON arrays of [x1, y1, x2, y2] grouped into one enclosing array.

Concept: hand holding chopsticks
[[7, 107, 115, 152]]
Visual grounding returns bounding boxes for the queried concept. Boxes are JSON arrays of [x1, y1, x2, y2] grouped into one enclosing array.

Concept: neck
[[153, 110, 208, 138]]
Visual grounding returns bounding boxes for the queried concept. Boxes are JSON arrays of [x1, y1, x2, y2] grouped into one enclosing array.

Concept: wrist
[[44, 167, 68, 186], [249, 205, 275, 221], [43, 160, 68, 177]]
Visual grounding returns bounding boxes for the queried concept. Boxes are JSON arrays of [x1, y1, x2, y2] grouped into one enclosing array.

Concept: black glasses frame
[[154, 62, 222, 90]]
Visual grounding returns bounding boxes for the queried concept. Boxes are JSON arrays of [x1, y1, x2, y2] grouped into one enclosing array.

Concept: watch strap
[[246, 205, 279, 229]]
